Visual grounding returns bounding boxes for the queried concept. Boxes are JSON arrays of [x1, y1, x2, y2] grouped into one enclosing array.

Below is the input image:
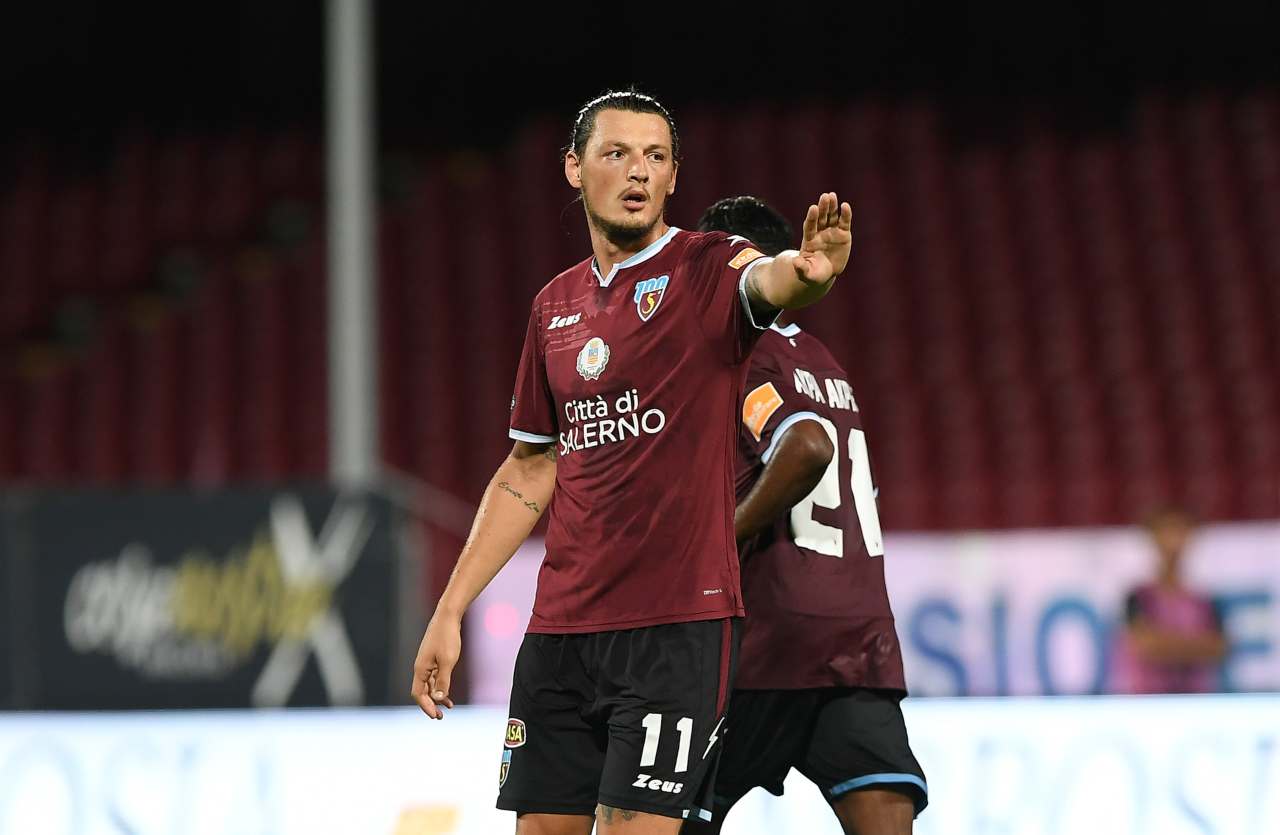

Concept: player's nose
[[627, 158, 649, 182]]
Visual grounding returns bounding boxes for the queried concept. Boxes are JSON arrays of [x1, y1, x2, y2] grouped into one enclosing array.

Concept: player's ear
[[565, 151, 582, 190]]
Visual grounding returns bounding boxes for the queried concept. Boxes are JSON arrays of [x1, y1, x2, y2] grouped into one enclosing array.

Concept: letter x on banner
[[251, 494, 373, 707]]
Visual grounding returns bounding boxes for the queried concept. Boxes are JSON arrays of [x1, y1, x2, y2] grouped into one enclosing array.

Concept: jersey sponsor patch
[[742, 382, 785, 441], [505, 717, 527, 748], [576, 336, 611, 381], [634, 274, 669, 322], [499, 749, 512, 787], [728, 247, 766, 270]]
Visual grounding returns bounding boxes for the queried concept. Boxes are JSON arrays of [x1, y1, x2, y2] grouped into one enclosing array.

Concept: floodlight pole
[[326, 0, 379, 486]]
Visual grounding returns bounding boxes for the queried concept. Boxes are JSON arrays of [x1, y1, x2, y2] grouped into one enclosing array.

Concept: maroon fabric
[[734, 324, 906, 691], [509, 228, 774, 633]]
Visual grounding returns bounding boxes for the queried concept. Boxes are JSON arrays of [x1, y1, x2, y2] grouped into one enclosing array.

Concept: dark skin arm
[[735, 420, 834, 544]]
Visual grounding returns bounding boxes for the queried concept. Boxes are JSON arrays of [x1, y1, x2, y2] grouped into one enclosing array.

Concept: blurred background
[[1, 2, 1278, 833]]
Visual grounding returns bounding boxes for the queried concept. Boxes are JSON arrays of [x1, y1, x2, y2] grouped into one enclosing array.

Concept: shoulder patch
[[742, 382, 785, 442], [728, 247, 765, 270]]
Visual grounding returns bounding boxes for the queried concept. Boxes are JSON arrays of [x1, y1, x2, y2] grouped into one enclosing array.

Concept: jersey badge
[[634, 274, 669, 322], [576, 337, 611, 381], [505, 717, 527, 748], [743, 382, 785, 441], [729, 247, 765, 270]]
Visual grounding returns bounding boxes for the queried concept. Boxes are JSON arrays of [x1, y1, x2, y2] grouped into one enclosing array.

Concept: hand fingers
[[412, 665, 442, 719], [431, 663, 455, 711], [838, 201, 852, 231], [801, 203, 819, 242], [823, 192, 837, 229]]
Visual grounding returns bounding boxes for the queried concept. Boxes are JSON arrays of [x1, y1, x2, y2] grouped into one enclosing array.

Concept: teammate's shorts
[[496, 618, 740, 821], [712, 687, 927, 818]]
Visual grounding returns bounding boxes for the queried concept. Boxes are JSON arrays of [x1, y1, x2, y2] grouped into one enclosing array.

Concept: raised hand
[[793, 192, 853, 284]]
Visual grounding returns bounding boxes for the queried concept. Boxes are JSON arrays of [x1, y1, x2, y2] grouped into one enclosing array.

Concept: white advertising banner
[[1, 699, 1278, 835], [467, 523, 1280, 701]]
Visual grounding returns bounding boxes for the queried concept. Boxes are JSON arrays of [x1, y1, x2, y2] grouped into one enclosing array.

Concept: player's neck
[[588, 220, 669, 278]]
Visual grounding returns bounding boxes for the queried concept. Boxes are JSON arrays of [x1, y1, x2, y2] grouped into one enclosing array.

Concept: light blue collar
[[591, 226, 681, 287]]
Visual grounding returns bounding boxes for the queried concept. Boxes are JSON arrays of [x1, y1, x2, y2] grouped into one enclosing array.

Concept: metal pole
[[326, 0, 378, 486]]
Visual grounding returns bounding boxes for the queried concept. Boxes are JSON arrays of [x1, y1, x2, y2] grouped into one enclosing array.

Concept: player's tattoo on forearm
[[597, 805, 639, 823], [745, 267, 765, 304], [497, 481, 541, 514]]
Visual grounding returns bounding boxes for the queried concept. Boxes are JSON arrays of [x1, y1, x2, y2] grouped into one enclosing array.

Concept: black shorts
[[712, 688, 927, 818], [497, 618, 739, 821]]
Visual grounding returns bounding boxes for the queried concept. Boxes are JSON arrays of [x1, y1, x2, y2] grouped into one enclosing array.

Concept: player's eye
[[605, 150, 624, 160], [648, 152, 666, 163]]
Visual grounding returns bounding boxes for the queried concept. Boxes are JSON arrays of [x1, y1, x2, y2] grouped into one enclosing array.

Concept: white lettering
[[618, 413, 641, 440], [794, 369, 825, 404], [556, 394, 667, 457], [641, 408, 666, 434]]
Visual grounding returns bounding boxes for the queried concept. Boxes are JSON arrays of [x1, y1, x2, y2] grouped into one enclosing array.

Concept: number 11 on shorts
[[640, 713, 693, 772]]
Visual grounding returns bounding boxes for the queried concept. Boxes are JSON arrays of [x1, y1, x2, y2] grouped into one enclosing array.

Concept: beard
[[583, 192, 661, 247]]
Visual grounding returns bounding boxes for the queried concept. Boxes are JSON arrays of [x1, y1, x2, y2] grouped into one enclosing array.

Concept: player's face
[[565, 109, 678, 245]]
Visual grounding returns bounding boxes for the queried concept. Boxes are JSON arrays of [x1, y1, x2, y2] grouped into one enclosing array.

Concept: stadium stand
[[2, 93, 1277, 535]]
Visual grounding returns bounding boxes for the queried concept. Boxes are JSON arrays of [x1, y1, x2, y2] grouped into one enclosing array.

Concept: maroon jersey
[[509, 227, 776, 633], [734, 323, 906, 691]]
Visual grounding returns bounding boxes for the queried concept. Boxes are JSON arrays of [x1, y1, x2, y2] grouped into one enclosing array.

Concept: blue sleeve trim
[[760, 411, 824, 464], [509, 428, 556, 444], [737, 258, 781, 330], [828, 772, 928, 798]]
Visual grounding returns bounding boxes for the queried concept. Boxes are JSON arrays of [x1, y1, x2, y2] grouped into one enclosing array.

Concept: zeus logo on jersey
[[634, 275, 669, 322], [547, 313, 581, 330], [632, 774, 684, 794]]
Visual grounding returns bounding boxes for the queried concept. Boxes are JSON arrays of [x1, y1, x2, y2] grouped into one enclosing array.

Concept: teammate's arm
[[410, 440, 557, 719], [744, 192, 852, 314], [735, 420, 834, 544]]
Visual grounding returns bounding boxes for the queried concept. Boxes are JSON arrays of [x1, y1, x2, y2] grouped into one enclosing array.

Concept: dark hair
[[697, 195, 794, 257], [568, 89, 680, 161]]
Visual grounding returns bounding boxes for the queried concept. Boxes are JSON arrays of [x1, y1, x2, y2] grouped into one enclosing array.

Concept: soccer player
[[684, 197, 926, 835], [410, 92, 854, 835]]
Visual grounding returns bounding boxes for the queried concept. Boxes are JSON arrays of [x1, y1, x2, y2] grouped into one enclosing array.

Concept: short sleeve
[[739, 355, 825, 468], [686, 232, 781, 364], [509, 303, 558, 444]]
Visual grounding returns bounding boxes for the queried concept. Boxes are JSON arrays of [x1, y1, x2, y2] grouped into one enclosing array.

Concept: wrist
[[431, 596, 467, 625]]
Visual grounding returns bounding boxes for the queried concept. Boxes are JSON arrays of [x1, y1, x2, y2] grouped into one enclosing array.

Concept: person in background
[[1112, 507, 1227, 694]]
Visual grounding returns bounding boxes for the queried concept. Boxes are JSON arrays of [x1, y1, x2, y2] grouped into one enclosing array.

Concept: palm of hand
[[795, 192, 853, 282]]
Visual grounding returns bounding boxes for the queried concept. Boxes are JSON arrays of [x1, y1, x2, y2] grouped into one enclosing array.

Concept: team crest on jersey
[[576, 337, 610, 381], [634, 274, 669, 322], [505, 717, 527, 748], [499, 749, 512, 787]]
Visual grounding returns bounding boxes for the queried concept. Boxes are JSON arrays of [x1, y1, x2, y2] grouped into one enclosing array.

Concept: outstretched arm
[[735, 420, 834, 544], [411, 440, 557, 719], [745, 192, 852, 312]]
